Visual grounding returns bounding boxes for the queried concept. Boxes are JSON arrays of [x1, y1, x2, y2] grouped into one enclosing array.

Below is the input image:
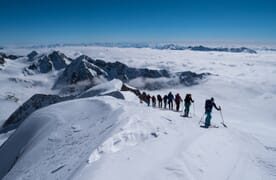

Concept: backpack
[[184, 95, 190, 103], [205, 99, 213, 112], [152, 96, 156, 103], [157, 95, 162, 101], [175, 94, 181, 103], [168, 93, 174, 100]]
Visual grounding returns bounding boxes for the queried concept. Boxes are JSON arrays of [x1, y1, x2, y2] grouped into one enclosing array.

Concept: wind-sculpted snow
[[0, 97, 124, 179], [26, 51, 71, 74], [79, 79, 124, 99]]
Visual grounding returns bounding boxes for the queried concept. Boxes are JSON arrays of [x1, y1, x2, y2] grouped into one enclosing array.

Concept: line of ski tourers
[[139, 91, 227, 128]]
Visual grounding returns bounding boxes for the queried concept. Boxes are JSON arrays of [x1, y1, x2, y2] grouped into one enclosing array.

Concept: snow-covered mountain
[[0, 46, 275, 180], [53, 54, 207, 93], [25, 51, 71, 74], [153, 44, 257, 53], [26, 50, 39, 61], [187, 45, 257, 54], [53, 55, 109, 90]]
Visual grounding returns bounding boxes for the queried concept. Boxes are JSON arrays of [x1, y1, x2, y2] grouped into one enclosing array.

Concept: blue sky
[[0, 0, 276, 45]]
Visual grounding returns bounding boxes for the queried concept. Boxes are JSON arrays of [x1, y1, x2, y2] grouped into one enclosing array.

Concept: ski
[[221, 122, 228, 128], [180, 115, 192, 118], [200, 125, 219, 128]]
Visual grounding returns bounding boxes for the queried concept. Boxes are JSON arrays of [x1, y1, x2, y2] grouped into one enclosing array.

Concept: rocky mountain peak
[[26, 51, 70, 74]]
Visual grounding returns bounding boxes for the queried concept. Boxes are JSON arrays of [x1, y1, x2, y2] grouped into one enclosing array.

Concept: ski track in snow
[[0, 46, 276, 180]]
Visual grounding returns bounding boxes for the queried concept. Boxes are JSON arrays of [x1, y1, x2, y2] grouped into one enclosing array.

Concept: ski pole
[[219, 109, 227, 128], [198, 112, 205, 124], [182, 101, 185, 116], [193, 102, 196, 117]]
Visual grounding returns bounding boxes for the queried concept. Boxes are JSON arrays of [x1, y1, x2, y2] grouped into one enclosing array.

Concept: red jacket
[[175, 94, 183, 104]]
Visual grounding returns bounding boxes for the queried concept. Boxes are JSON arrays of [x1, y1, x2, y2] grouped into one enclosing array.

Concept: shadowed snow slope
[[1, 94, 74, 131], [0, 96, 125, 179]]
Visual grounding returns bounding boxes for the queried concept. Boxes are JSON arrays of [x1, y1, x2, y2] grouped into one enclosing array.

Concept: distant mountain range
[[154, 44, 257, 53], [4, 43, 269, 54], [16, 50, 207, 93]]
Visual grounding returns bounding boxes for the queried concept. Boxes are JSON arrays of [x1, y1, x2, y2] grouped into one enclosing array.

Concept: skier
[[157, 94, 162, 108], [175, 93, 183, 111], [163, 95, 168, 109], [183, 94, 194, 117], [146, 94, 151, 106], [204, 97, 221, 128], [152, 95, 157, 107], [142, 92, 147, 102], [168, 92, 174, 110]]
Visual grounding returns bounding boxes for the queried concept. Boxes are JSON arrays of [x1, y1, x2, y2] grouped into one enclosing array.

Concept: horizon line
[[2, 40, 276, 49]]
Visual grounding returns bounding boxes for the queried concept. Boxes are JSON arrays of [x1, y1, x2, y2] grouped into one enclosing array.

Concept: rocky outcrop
[[127, 71, 210, 90], [27, 50, 38, 61], [0, 52, 20, 60], [121, 83, 141, 96], [93, 59, 170, 81], [177, 71, 210, 86], [155, 44, 186, 50], [0, 56, 5, 65], [53, 55, 108, 89], [27, 51, 71, 73]]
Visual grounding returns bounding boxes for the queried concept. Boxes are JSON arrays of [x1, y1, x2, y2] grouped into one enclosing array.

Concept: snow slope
[[0, 46, 275, 179]]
